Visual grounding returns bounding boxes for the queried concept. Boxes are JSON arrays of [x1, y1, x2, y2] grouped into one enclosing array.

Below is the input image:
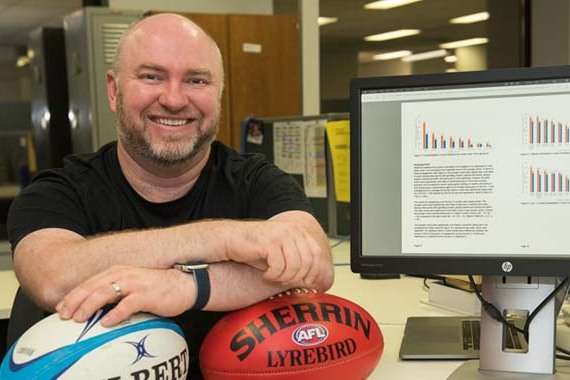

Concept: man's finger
[[302, 233, 323, 287], [101, 295, 142, 327], [276, 237, 302, 283], [58, 284, 91, 320], [290, 234, 313, 284], [263, 247, 285, 281], [72, 282, 125, 323]]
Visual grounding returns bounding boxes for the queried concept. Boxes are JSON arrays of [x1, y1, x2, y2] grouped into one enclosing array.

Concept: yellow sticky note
[[325, 120, 350, 202]]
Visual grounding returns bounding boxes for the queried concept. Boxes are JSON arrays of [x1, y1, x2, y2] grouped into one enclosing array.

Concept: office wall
[[0, 63, 31, 103], [456, 45, 487, 72], [273, 0, 297, 14], [357, 47, 486, 78], [274, 0, 320, 116], [109, 0, 273, 14], [412, 58, 447, 75], [358, 58, 411, 78], [321, 48, 358, 101], [531, 0, 570, 66], [299, 0, 320, 115], [0, 103, 31, 132], [487, 0, 527, 68]]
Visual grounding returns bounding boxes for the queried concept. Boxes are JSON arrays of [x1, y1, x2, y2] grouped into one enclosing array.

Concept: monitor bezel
[[350, 65, 570, 276]]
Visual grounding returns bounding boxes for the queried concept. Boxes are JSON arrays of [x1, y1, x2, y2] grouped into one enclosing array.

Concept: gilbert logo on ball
[[0, 308, 188, 380], [200, 290, 384, 380]]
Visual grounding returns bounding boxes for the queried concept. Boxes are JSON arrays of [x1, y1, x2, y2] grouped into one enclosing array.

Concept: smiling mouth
[[148, 116, 193, 127]]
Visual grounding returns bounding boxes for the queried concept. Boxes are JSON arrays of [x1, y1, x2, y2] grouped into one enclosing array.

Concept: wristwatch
[[173, 262, 210, 310]]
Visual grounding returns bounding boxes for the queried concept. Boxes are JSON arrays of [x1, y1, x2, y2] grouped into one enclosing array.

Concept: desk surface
[[328, 241, 462, 378], [2, 239, 570, 378], [329, 266, 462, 379], [0, 241, 10, 253], [0, 270, 17, 319], [0, 240, 15, 319]]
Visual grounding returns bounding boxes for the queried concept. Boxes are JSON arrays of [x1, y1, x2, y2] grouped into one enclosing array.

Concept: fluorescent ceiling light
[[450, 12, 489, 24], [402, 49, 447, 62], [16, 56, 30, 68], [444, 55, 458, 63], [318, 17, 338, 26], [440, 37, 488, 49], [365, 29, 420, 42], [365, 0, 422, 10], [373, 50, 412, 60]]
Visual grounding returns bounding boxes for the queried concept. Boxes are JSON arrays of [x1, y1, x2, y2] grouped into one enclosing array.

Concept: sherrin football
[[200, 290, 383, 380], [0, 309, 188, 380]]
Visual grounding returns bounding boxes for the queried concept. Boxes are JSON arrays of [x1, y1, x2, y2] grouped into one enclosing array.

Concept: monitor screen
[[351, 66, 570, 276]]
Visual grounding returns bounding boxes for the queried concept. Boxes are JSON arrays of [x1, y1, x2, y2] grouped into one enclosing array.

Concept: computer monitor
[[350, 66, 570, 378]]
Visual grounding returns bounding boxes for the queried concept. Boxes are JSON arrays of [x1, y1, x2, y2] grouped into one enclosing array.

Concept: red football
[[200, 290, 383, 380]]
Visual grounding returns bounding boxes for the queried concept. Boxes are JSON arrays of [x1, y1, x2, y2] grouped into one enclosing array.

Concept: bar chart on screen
[[522, 162, 570, 199], [523, 114, 570, 149], [415, 119, 492, 153]]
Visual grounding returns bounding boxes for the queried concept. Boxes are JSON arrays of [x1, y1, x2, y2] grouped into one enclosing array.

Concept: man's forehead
[[123, 40, 221, 72], [127, 24, 202, 50], [124, 22, 218, 60]]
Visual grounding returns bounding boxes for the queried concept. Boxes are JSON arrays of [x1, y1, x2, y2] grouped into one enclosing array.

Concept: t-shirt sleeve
[[246, 159, 314, 219], [7, 171, 90, 251]]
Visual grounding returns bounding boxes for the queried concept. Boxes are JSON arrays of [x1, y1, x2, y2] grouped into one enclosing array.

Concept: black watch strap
[[174, 262, 210, 310]]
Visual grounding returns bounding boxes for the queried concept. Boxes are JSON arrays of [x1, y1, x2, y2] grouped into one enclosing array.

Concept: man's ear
[[106, 70, 119, 112]]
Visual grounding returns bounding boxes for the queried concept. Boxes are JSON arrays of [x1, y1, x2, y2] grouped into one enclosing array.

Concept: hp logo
[[501, 261, 513, 273]]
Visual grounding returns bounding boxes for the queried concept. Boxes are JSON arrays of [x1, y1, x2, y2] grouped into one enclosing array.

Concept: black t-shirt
[[7, 141, 312, 378]]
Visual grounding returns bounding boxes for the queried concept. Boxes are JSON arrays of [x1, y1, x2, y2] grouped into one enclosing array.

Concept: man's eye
[[141, 73, 161, 81], [188, 78, 209, 85]]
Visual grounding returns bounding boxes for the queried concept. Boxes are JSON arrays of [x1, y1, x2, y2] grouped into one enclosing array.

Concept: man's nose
[[158, 82, 188, 112]]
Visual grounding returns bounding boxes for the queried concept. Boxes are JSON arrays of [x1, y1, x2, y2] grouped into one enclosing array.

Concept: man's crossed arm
[[13, 210, 334, 326]]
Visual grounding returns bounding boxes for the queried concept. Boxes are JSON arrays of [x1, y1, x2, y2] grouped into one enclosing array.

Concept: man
[[7, 13, 333, 378]]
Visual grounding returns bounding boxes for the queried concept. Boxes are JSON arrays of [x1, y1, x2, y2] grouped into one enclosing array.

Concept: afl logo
[[501, 261, 513, 273], [291, 324, 329, 346]]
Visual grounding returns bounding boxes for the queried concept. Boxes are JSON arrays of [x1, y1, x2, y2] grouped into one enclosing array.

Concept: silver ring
[[110, 281, 122, 297]]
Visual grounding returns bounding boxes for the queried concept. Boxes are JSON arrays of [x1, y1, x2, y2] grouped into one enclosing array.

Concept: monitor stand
[[448, 276, 570, 380]]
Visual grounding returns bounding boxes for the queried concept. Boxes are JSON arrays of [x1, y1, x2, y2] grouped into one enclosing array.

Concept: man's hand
[[56, 265, 196, 327], [225, 211, 333, 291]]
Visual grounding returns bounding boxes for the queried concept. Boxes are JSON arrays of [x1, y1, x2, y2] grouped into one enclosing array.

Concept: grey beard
[[118, 122, 215, 167], [115, 94, 217, 167]]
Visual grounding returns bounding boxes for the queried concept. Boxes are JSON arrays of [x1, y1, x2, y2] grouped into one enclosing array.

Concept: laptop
[[399, 316, 480, 360]]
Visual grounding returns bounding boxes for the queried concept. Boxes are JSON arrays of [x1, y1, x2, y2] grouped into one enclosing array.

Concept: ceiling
[[319, 0, 487, 56], [0, 0, 487, 63]]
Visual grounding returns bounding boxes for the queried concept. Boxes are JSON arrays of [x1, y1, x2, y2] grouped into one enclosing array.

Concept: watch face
[[174, 264, 191, 273], [174, 263, 209, 272]]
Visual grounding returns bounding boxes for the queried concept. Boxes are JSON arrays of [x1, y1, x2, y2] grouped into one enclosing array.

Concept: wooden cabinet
[[227, 15, 301, 148]]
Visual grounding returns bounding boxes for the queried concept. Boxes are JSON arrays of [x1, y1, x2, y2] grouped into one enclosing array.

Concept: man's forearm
[[15, 211, 333, 312], [57, 260, 309, 327], [14, 221, 231, 309], [205, 261, 290, 311]]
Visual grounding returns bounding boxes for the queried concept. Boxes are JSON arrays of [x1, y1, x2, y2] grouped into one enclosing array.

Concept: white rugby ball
[[0, 309, 188, 379]]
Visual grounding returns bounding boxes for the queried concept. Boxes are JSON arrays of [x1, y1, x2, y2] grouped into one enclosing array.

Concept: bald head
[[112, 13, 224, 88], [105, 12, 226, 168]]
